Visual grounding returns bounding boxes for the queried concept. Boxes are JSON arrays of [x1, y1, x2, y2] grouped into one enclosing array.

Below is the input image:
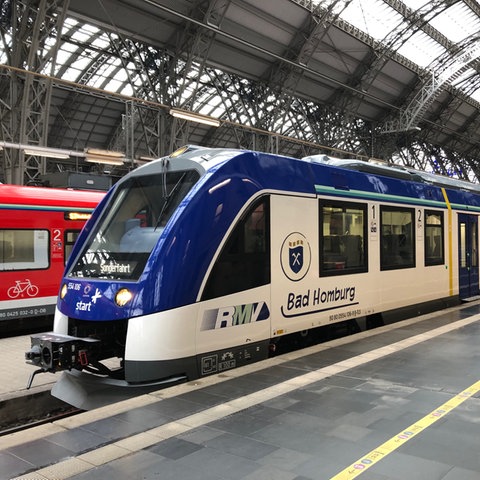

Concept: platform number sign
[[417, 209, 423, 240]]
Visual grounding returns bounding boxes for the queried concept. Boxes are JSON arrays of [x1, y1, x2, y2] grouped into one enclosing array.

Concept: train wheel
[[296, 329, 315, 348]]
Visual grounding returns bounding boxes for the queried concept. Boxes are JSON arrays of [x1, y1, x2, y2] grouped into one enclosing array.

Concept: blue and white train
[[26, 146, 480, 404]]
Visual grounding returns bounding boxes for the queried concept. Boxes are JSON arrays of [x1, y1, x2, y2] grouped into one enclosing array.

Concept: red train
[[0, 184, 104, 334]]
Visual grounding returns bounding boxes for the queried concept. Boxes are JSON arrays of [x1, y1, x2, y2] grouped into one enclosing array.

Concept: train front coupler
[[25, 332, 100, 389]]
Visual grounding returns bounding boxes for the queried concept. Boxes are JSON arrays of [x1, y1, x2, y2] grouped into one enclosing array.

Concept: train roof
[[163, 147, 480, 196], [169, 148, 480, 213], [77, 146, 480, 215], [0, 184, 105, 209], [303, 154, 480, 194]]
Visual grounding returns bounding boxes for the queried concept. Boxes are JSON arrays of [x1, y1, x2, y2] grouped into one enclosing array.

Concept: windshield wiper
[[154, 172, 187, 230]]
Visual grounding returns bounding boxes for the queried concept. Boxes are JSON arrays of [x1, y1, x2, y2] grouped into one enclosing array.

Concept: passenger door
[[458, 213, 479, 300]]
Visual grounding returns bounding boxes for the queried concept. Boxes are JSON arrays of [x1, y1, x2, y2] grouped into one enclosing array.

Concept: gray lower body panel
[[124, 339, 270, 383]]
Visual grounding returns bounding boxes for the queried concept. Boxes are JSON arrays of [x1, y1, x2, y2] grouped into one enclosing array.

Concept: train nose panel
[[59, 280, 138, 321]]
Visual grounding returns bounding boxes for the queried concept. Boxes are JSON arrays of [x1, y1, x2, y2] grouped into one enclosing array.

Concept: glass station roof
[[2, 1, 478, 105], [330, 0, 480, 101]]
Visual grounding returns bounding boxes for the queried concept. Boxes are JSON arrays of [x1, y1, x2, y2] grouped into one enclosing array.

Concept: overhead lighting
[[85, 148, 125, 165], [169, 108, 220, 127], [23, 146, 70, 159]]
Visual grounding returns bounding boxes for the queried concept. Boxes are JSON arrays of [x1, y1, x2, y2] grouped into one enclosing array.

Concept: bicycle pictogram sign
[[7, 279, 39, 298]]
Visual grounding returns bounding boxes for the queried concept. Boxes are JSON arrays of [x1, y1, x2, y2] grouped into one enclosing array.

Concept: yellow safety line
[[330, 379, 480, 479], [441, 187, 454, 296]]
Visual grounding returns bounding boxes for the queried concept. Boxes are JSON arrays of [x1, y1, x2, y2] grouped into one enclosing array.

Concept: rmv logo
[[201, 302, 270, 330]]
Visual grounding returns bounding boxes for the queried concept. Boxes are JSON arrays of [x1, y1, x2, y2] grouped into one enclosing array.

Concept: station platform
[[0, 335, 56, 402], [1, 301, 480, 480]]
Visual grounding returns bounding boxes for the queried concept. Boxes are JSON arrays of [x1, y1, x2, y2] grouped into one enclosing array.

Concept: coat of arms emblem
[[289, 239, 304, 273], [281, 233, 311, 281]]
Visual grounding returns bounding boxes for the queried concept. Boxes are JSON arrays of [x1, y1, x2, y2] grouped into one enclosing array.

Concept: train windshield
[[67, 169, 200, 280]]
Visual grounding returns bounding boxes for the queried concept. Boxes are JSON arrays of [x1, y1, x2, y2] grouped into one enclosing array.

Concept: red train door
[[458, 213, 479, 300]]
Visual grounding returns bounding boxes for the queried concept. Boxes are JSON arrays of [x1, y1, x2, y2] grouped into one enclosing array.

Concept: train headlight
[[115, 288, 133, 307], [60, 284, 68, 300]]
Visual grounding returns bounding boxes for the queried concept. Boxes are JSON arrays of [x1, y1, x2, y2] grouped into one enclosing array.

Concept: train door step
[[461, 295, 480, 302]]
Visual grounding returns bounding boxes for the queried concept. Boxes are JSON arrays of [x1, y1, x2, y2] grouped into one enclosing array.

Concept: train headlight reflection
[[60, 284, 68, 299], [115, 288, 133, 307]]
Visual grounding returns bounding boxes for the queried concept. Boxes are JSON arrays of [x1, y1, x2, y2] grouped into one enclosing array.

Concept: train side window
[[202, 196, 271, 300], [424, 211, 444, 266], [0, 229, 49, 271], [380, 206, 415, 270], [65, 230, 81, 265], [319, 201, 367, 276]]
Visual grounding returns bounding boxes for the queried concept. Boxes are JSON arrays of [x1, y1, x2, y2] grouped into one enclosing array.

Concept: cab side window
[[202, 196, 270, 300]]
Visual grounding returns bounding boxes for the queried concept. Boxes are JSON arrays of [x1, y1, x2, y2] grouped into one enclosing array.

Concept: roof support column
[[1, 0, 69, 184]]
